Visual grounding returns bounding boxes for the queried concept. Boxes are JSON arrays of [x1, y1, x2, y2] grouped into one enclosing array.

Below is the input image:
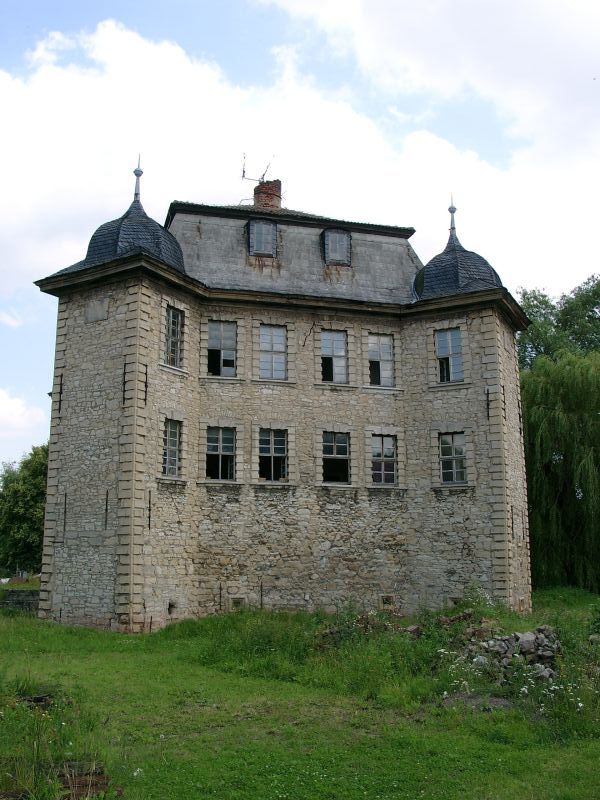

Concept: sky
[[0, 0, 599, 465]]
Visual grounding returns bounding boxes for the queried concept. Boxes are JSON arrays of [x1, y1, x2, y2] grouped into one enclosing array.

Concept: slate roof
[[413, 224, 502, 300], [50, 198, 185, 278]]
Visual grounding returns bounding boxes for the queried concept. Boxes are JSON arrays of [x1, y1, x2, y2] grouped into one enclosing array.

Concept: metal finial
[[134, 156, 143, 202], [448, 195, 456, 233]]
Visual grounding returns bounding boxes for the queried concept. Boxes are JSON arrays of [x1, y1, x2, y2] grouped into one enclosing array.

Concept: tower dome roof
[[60, 163, 185, 277], [414, 204, 502, 300]]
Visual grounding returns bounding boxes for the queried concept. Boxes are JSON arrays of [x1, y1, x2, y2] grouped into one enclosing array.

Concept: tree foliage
[[522, 351, 600, 591], [518, 275, 600, 369], [0, 444, 48, 573]]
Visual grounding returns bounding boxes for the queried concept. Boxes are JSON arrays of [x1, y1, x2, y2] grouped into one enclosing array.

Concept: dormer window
[[323, 229, 351, 266], [249, 220, 277, 257]]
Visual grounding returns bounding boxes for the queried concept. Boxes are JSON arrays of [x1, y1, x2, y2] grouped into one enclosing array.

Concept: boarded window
[[249, 220, 277, 256]]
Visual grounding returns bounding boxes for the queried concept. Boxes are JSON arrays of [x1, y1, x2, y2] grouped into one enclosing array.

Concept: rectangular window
[[208, 321, 237, 377], [321, 330, 348, 383], [371, 434, 396, 484], [435, 328, 463, 383], [249, 220, 277, 256], [206, 427, 235, 480], [165, 306, 184, 368], [324, 229, 351, 265], [162, 419, 182, 477], [259, 325, 287, 380], [439, 432, 467, 484], [323, 431, 350, 483], [259, 428, 288, 481], [368, 334, 394, 386]]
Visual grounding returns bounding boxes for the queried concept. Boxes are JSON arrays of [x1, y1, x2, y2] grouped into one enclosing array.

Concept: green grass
[[1, 589, 600, 799]]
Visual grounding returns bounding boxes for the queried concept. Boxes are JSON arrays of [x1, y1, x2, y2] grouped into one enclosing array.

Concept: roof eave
[[404, 287, 530, 330], [165, 201, 415, 240]]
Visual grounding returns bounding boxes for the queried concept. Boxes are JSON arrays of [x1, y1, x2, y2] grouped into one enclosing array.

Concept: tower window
[[164, 306, 184, 368], [439, 432, 467, 484], [162, 419, 182, 477], [435, 328, 463, 383]]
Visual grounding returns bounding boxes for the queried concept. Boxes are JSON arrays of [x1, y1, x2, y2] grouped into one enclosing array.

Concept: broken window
[[249, 220, 277, 256], [164, 306, 184, 368], [206, 427, 235, 480], [259, 428, 288, 481], [323, 229, 351, 266], [439, 432, 467, 484], [368, 333, 394, 386], [208, 321, 237, 377], [259, 324, 287, 380], [322, 431, 350, 483], [162, 418, 182, 477], [321, 330, 348, 383], [435, 328, 463, 383], [371, 434, 396, 484]]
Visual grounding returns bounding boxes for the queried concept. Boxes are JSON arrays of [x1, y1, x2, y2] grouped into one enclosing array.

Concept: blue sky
[[1, 0, 599, 464]]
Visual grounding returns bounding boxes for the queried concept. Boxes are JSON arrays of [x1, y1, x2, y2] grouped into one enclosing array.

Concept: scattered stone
[[465, 625, 561, 683], [589, 634, 600, 645]]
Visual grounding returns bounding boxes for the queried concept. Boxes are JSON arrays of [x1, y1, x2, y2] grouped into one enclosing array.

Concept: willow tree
[[521, 351, 600, 590]]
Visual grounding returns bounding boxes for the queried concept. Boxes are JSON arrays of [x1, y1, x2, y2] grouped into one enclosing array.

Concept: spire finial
[[448, 194, 456, 232], [133, 156, 143, 202]]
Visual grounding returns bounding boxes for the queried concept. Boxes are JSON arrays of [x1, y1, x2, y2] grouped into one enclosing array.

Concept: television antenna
[[241, 153, 273, 184]]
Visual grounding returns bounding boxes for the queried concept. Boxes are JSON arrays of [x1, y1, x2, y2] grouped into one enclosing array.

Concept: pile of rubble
[[466, 625, 561, 681]]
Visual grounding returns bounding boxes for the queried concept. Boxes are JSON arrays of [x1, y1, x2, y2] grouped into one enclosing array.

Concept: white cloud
[[0, 389, 47, 464], [0, 14, 597, 311], [0, 309, 22, 328]]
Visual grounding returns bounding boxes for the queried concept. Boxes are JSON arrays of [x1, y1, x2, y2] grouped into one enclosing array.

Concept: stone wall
[[39, 268, 531, 630]]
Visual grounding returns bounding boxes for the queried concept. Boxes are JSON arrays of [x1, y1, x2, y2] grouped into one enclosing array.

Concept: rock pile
[[466, 625, 561, 681]]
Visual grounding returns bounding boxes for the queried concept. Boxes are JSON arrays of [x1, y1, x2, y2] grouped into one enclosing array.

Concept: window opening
[[371, 434, 397, 484], [162, 419, 182, 477], [368, 334, 394, 386], [439, 432, 467, 484], [259, 325, 287, 380], [259, 428, 288, 481], [208, 321, 237, 377], [321, 330, 348, 383], [206, 427, 235, 480], [435, 328, 463, 383], [323, 431, 350, 483], [165, 306, 184, 368]]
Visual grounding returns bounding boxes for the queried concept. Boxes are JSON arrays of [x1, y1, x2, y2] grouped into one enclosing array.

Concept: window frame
[[435, 327, 464, 384], [371, 434, 397, 485], [207, 320, 237, 377], [259, 324, 287, 381], [322, 431, 351, 484], [164, 306, 184, 369], [206, 426, 236, 481], [439, 432, 467, 485], [320, 329, 349, 384], [258, 428, 288, 482], [322, 228, 351, 266], [248, 219, 277, 257], [368, 333, 395, 387], [162, 418, 182, 478]]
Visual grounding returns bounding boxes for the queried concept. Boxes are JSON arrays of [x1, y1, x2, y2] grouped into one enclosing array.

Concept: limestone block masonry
[[36, 186, 531, 630]]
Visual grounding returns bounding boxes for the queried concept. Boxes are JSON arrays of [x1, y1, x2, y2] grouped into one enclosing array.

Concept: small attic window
[[323, 229, 351, 266], [248, 220, 277, 257]]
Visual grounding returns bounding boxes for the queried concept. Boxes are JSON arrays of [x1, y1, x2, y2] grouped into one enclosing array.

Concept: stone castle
[[36, 169, 531, 630]]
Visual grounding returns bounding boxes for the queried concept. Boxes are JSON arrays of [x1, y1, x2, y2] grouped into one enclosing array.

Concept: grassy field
[[1, 588, 600, 799]]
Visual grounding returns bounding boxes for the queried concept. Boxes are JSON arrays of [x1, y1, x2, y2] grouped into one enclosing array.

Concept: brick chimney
[[253, 179, 281, 210]]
